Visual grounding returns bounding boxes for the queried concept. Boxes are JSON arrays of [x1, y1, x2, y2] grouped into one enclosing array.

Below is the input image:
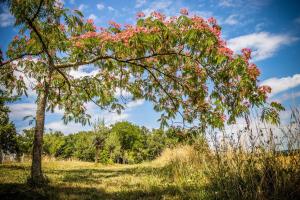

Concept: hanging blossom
[[180, 8, 189, 15]]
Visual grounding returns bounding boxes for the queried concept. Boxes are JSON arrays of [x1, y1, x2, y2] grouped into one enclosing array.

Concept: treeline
[[14, 121, 199, 164]]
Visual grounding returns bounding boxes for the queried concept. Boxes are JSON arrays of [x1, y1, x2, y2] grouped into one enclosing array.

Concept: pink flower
[[241, 48, 252, 60], [151, 11, 166, 21], [218, 47, 233, 57], [207, 17, 217, 25], [109, 20, 121, 29], [87, 18, 94, 24], [259, 85, 272, 94], [221, 114, 226, 122], [58, 24, 65, 31], [136, 12, 145, 18], [180, 8, 189, 15], [14, 35, 19, 40], [247, 63, 260, 80]]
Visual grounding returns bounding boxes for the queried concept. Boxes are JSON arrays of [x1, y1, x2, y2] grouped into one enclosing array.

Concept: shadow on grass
[[47, 165, 163, 184], [0, 183, 199, 200], [0, 164, 201, 199]]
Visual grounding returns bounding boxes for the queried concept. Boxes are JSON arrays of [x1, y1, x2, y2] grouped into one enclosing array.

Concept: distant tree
[[93, 119, 110, 163], [0, 92, 18, 163], [43, 131, 65, 157], [104, 131, 121, 163], [0, 0, 283, 184], [111, 121, 144, 163], [17, 128, 34, 155]]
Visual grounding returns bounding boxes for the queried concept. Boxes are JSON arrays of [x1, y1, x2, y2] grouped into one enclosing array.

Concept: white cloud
[[69, 65, 98, 78], [107, 6, 115, 11], [126, 99, 145, 109], [88, 14, 97, 20], [192, 10, 213, 19], [218, 0, 269, 8], [0, 9, 14, 27], [96, 3, 105, 10], [227, 32, 298, 61], [142, 0, 172, 16], [260, 74, 300, 97], [273, 91, 300, 103], [8, 103, 36, 121], [135, 0, 147, 8], [218, 0, 235, 7], [46, 120, 90, 134], [78, 4, 88, 11], [224, 14, 239, 25]]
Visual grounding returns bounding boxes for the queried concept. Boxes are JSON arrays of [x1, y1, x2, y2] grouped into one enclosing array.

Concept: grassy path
[[0, 160, 199, 200]]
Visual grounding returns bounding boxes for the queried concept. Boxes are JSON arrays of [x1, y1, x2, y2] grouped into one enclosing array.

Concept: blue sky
[[1, 0, 300, 134]]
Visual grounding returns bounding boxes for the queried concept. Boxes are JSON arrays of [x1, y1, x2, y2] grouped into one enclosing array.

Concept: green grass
[[0, 160, 203, 200]]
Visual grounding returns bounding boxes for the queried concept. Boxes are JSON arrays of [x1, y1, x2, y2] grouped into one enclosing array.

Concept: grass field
[[1, 144, 299, 200], [0, 159, 203, 200]]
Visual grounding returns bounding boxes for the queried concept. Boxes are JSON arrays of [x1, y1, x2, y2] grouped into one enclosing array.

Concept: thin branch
[[25, 18, 72, 91], [31, 0, 44, 22], [0, 52, 43, 68]]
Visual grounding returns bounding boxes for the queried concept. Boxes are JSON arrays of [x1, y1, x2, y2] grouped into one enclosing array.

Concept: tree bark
[[30, 77, 50, 185]]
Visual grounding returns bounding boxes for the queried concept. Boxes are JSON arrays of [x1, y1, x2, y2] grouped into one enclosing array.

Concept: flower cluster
[[218, 47, 233, 58], [87, 18, 94, 24], [258, 85, 272, 94], [207, 17, 217, 25], [247, 63, 260, 80], [151, 11, 166, 21], [136, 12, 145, 18], [180, 8, 189, 15], [241, 48, 252, 60], [109, 20, 121, 29]]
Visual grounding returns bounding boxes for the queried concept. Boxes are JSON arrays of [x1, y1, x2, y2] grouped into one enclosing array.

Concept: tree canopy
[[1, 0, 283, 130]]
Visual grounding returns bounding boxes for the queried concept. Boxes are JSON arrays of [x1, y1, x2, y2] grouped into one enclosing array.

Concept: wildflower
[[180, 8, 189, 15]]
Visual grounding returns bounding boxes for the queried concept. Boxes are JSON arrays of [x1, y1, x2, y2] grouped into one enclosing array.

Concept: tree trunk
[[30, 79, 50, 185]]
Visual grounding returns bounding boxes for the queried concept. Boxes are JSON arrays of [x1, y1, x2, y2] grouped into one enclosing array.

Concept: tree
[[0, 1, 283, 185], [0, 91, 18, 163], [17, 128, 34, 156], [104, 131, 121, 163], [93, 119, 109, 163], [43, 131, 65, 157]]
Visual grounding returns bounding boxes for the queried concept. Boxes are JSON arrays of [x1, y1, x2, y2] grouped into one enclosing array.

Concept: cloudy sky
[[1, 0, 300, 134]]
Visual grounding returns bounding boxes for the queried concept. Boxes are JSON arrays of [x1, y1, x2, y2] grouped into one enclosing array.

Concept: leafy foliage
[[0, 1, 282, 129]]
